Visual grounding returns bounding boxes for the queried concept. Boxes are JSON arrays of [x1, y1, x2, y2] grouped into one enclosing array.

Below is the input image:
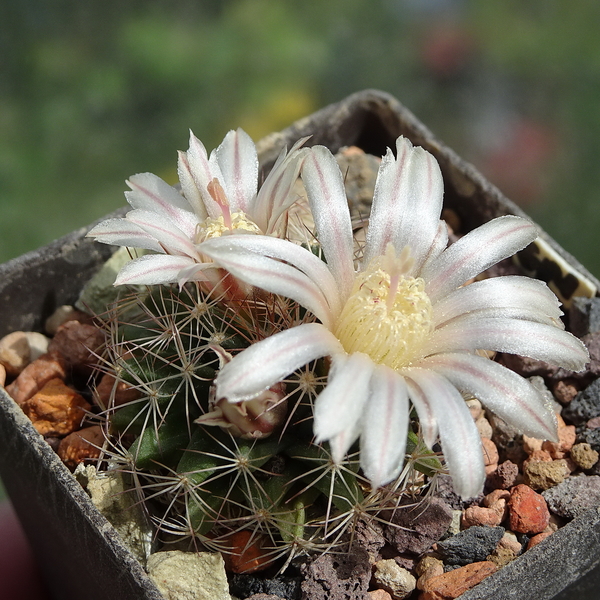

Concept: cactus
[[95, 278, 441, 570]]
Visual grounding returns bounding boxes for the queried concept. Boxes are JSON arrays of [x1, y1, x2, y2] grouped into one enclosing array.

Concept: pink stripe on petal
[[114, 254, 196, 285], [424, 216, 538, 303], [405, 368, 485, 498], [216, 323, 344, 403], [420, 352, 558, 441], [360, 366, 409, 488]]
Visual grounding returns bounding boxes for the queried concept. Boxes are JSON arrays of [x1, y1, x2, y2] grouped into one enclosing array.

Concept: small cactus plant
[[95, 278, 440, 570]]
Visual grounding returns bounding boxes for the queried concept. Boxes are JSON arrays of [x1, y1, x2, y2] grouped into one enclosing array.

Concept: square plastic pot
[[1, 90, 600, 600]]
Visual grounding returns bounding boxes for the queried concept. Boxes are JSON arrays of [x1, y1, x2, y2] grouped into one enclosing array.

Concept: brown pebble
[[57, 425, 104, 469], [368, 590, 393, 600], [552, 379, 579, 404], [487, 546, 517, 568], [48, 320, 105, 374], [461, 505, 504, 528], [5, 352, 67, 405], [419, 561, 497, 600], [522, 435, 544, 454], [487, 460, 519, 490], [0, 331, 49, 377], [21, 378, 91, 436], [94, 372, 141, 409], [497, 531, 522, 555], [508, 484, 550, 534], [570, 443, 599, 470], [523, 459, 569, 491], [0, 363, 5, 387], [523, 449, 553, 468], [481, 437, 499, 467], [44, 305, 88, 336], [542, 424, 576, 459]]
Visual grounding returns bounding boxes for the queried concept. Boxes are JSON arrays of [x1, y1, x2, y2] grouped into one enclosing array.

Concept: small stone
[[384, 497, 453, 555], [0, 331, 49, 377], [48, 320, 105, 374], [475, 415, 493, 439], [523, 449, 553, 467], [368, 590, 393, 600], [497, 531, 522, 555], [94, 372, 141, 409], [587, 416, 600, 429], [416, 556, 445, 591], [508, 484, 550, 534], [372, 559, 416, 600], [419, 561, 497, 600], [57, 425, 104, 470], [0, 363, 5, 387], [562, 379, 600, 425], [542, 423, 576, 458], [542, 475, 600, 519], [21, 378, 91, 436], [466, 398, 483, 421], [487, 545, 517, 567], [580, 427, 600, 452], [436, 526, 505, 566], [522, 435, 544, 454], [526, 531, 553, 550], [246, 595, 284, 600], [481, 437, 499, 468], [44, 305, 81, 336], [552, 379, 579, 405], [523, 459, 569, 491], [446, 510, 462, 536], [301, 548, 371, 600], [4, 352, 67, 405], [461, 505, 504, 528], [487, 460, 519, 490], [570, 442, 599, 470], [147, 551, 231, 600]]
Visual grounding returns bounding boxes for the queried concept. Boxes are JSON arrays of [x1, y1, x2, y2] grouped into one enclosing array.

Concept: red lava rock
[[523, 449, 553, 468], [21, 378, 91, 436], [5, 352, 67, 405], [94, 372, 141, 408], [526, 531, 553, 550], [508, 484, 550, 534], [57, 425, 104, 469], [419, 561, 497, 600], [48, 320, 105, 374]]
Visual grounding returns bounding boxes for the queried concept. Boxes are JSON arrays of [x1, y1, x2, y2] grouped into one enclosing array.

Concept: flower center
[[198, 212, 261, 241], [334, 245, 434, 369]]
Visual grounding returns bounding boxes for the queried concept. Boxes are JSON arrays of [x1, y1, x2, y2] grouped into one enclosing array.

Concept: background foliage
[[2, 0, 600, 276]]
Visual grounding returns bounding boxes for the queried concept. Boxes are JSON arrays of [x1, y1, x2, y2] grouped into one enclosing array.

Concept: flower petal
[[360, 365, 409, 488], [86, 218, 165, 253], [403, 374, 438, 449], [313, 352, 374, 460], [114, 254, 196, 285], [425, 315, 589, 371], [365, 137, 444, 272], [301, 146, 355, 300], [178, 130, 224, 219], [126, 209, 201, 259], [215, 323, 344, 403], [214, 128, 258, 213], [405, 368, 485, 498], [432, 275, 563, 327], [200, 237, 336, 327], [419, 352, 558, 441], [125, 173, 199, 237], [200, 234, 342, 316], [424, 216, 538, 303]]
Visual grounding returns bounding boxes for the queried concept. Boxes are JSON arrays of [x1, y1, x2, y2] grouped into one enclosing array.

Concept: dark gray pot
[[1, 90, 599, 600]]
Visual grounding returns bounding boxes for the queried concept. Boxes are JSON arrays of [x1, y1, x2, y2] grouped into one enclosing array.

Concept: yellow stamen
[[334, 245, 433, 369]]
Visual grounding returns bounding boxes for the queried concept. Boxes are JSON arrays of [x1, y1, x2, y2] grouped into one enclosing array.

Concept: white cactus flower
[[198, 137, 589, 498], [87, 128, 307, 286]]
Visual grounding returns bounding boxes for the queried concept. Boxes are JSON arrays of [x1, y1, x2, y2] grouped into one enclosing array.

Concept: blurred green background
[[1, 0, 600, 277]]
